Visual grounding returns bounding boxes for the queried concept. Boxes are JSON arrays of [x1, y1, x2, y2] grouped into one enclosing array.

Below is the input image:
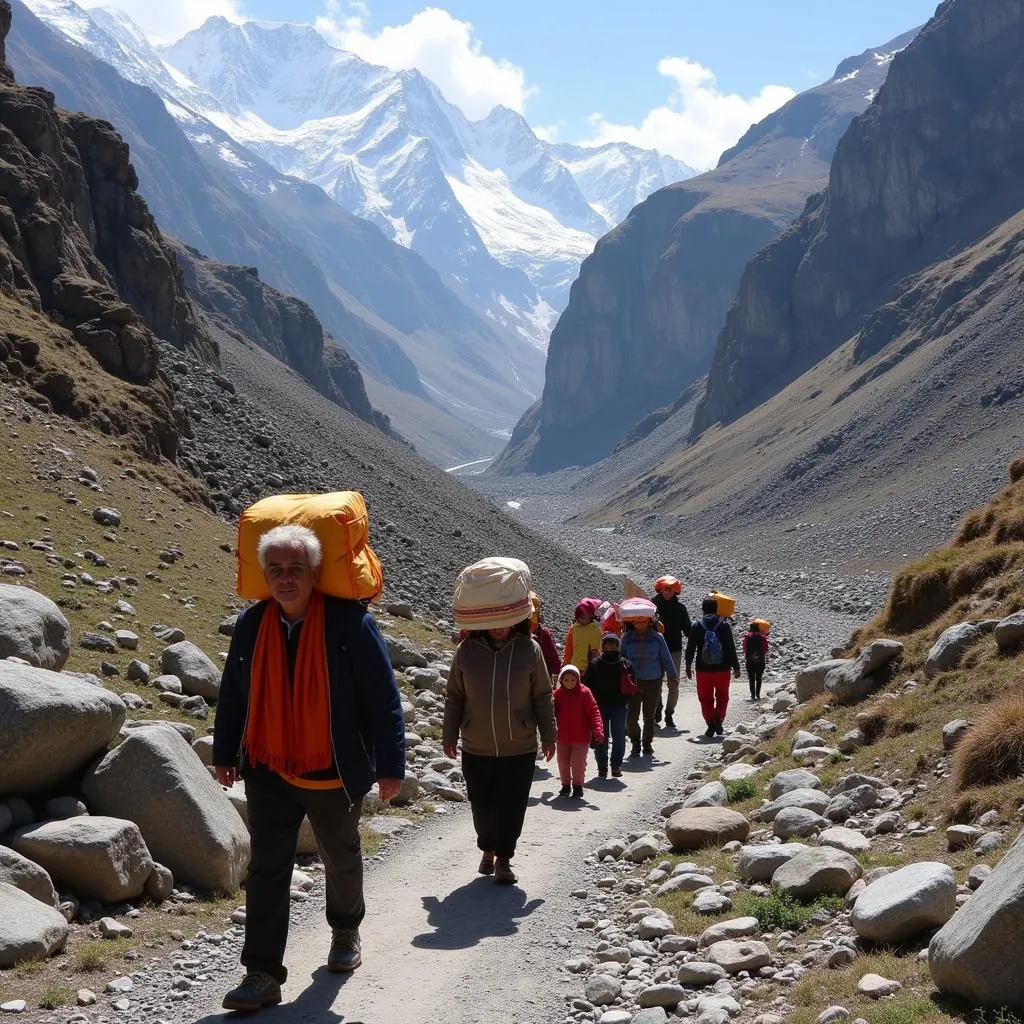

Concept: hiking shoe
[[558, 784, 571, 797], [478, 851, 495, 876], [611, 765, 623, 778], [222, 971, 282, 1012], [665, 714, 675, 728], [714, 721, 725, 736], [327, 928, 362, 973], [597, 768, 608, 779], [629, 744, 641, 759], [642, 745, 654, 756], [572, 785, 584, 798], [704, 723, 715, 738], [494, 857, 517, 885], [654, 703, 663, 725]]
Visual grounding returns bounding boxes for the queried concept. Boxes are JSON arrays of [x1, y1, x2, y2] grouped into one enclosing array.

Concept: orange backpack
[[236, 492, 384, 602]]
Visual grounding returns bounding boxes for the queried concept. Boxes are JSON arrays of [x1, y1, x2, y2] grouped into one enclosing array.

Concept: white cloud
[[78, 0, 244, 43], [533, 123, 563, 143], [583, 57, 795, 171], [315, 3, 535, 120]]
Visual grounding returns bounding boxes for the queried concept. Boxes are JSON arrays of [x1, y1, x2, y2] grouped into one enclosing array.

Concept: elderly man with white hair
[[213, 523, 405, 1012]]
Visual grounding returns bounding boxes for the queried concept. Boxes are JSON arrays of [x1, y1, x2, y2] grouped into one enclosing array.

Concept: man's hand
[[542, 740, 556, 762], [442, 742, 458, 759], [215, 766, 238, 787], [686, 668, 693, 680], [377, 778, 402, 802]]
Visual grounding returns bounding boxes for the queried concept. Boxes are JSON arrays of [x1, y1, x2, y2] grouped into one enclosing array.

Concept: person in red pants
[[685, 597, 741, 737]]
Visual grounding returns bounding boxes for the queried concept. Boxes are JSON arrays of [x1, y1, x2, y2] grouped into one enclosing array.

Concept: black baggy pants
[[241, 765, 364, 984], [461, 751, 536, 859], [746, 661, 765, 697]]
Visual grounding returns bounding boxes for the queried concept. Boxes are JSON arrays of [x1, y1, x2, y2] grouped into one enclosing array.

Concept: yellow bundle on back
[[709, 591, 737, 618], [236, 492, 384, 602]]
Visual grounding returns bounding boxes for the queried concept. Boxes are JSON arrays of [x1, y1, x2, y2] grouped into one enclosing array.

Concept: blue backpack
[[701, 619, 724, 666]]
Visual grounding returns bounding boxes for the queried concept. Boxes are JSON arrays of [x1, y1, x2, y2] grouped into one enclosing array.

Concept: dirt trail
[[189, 691, 726, 1024]]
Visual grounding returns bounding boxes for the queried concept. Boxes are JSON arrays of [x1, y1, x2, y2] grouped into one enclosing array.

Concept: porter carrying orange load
[[236, 492, 384, 602]]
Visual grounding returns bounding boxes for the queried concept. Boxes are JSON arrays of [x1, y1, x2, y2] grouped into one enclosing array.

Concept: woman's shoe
[[494, 858, 517, 885], [478, 851, 495, 875], [597, 768, 608, 779], [558, 784, 571, 797], [611, 765, 623, 778], [572, 785, 584, 798]]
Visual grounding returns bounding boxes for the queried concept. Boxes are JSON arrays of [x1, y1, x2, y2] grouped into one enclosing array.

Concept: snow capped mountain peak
[[22, 1, 696, 349]]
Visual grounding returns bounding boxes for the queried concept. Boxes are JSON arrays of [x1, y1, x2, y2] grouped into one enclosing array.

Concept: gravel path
[[172, 694, 747, 1024]]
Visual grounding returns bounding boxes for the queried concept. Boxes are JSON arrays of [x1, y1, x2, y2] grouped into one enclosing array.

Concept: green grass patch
[[723, 778, 759, 803], [74, 937, 135, 972], [866, 994, 943, 1024], [731, 889, 844, 931], [11, 956, 47, 978], [38, 984, 73, 1010]]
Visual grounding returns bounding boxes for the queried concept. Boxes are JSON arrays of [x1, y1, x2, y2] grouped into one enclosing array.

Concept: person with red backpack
[[742, 621, 770, 700], [685, 596, 741, 738]]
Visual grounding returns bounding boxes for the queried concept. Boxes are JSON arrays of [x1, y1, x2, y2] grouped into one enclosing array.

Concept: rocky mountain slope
[[578, 0, 1024, 560], [0, 0, 216, 462], [493, 30, 915, 474], [9, 0, 545, 465], [171, 242, 392, 437], [693, 0, 1023, 437]]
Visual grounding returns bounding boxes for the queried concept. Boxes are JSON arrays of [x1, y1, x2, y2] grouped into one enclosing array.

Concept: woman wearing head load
[[563, 598, 603, 672], [442, 557, 556, 886], [618, 597, 677, 759]]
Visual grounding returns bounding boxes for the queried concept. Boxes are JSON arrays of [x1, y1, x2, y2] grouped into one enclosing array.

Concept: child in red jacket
[[553, 665, 605, 798]]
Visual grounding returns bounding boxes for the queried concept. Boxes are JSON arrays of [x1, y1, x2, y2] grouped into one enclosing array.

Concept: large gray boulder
[[772, 847, 862, 899], [160, 641, 220, 702], [11, 816, 153, 902], [0, 847, 57, 906], [683, 782, 728, 808], [737, 844, 808, 882], [851, 862, 956, 943], [756, 789, 830, 822], [825, 639, 904, 706], [994, 611, 1024, 651], [924, 624, 981, 678], [769, 769, 821, 799], [930, 829, 1024, 1011], [0, 882, 69, 968], [0, 585, 71, 670], [666, 807, 749, 851], [773, 807, 828, 840], [705, 939, 771, 975], [82, 726, 248, 892], [794, 660, 848, 702], [0, 662, 125, 796]]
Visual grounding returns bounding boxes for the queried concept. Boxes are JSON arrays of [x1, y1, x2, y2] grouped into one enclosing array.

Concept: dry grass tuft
[[1009, 454, 1024, 484], [953, 697, 1024, 791]]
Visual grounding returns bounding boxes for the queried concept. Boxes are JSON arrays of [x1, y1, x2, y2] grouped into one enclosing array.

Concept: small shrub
[[12, 956, 46, 978], [733, 890, 817, 931], [1009, 455, 1024, 485], [953, 697, 1024, 790], [724, 778, 759, 803], [75, 940, 113, 972], [38, 985, 72, 1010]]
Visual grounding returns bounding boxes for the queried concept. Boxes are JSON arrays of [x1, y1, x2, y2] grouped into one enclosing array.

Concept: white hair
[[257, 524, 323, 571]]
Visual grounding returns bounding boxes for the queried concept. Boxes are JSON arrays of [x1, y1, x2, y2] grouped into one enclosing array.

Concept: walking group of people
[[210, 527, 770, 1012]]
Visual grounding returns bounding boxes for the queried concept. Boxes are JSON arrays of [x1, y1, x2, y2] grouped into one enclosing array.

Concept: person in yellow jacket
[[563, 598, 602, 672]]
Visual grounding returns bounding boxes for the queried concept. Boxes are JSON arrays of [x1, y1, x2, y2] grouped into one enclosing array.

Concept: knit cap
[[452, 556, 533, 631], [558, 665, 581, 684]]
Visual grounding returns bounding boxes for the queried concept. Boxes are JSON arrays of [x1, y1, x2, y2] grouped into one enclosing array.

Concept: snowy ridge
[[22, 1, 697, 351]]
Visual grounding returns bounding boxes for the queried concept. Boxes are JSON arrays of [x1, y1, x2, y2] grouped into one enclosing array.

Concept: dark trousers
[[594, 703, 628, 771], [627, 679, 661, 748], [746, 661, 765, 697], [241, 765, 364, 984], [461, 751, 536, 859]]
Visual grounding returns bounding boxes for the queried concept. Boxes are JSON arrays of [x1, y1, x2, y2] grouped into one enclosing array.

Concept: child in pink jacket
[[553, 665, 604, 798]]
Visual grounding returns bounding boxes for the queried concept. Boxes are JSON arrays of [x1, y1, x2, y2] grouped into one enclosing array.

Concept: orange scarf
[[243, 591, 333, 777]]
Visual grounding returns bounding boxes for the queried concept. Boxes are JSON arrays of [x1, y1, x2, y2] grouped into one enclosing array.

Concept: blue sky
[[84, 0, 941, 168]]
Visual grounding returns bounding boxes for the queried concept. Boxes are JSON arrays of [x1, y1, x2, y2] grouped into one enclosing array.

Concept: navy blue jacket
[[212, 597, 406, 800]]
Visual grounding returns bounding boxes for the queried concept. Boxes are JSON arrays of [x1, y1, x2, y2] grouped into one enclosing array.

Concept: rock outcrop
[[494, 30, 914, 474], [172, 242, 393, 436], [0, 0, 215, 458], [693, 0, 1024, 435]]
